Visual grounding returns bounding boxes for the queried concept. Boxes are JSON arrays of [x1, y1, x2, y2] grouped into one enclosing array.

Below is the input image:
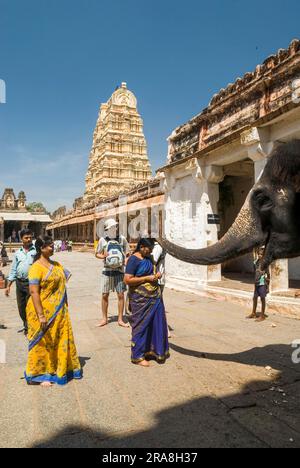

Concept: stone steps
[[167, 277, 300, 320]]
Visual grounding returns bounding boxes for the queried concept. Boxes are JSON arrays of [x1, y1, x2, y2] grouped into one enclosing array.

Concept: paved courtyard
[[0, 251, 300, 448]]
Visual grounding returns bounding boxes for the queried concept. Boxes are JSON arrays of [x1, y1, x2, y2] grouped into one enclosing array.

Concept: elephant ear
[[263, 140, 300, 190]]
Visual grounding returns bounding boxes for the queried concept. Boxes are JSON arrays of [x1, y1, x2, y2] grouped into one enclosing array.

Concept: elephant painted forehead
[[263, 140, 300, 191]]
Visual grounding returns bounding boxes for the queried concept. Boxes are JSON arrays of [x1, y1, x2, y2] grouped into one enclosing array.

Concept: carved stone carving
[[111, 82, 137, 109], [240, 128, 260, 146], [2, 189, 16, 209], [185, 159, 224, 184]]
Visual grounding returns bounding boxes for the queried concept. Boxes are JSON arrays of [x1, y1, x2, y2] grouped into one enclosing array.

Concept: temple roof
[[0, 212, 52, 222], [162, 38, 300, 166], [170, 39, 300, 141]]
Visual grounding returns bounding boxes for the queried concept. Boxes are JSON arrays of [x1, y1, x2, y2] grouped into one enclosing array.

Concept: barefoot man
[[247, 247, 270, 322], [96, 219, 130, 328]]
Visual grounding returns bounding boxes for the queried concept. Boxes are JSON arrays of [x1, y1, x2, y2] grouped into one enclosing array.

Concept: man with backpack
[[96, 218, 130, 328]]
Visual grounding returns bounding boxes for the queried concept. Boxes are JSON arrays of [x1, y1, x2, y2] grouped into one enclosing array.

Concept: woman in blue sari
[[125, 239, 169, 367]]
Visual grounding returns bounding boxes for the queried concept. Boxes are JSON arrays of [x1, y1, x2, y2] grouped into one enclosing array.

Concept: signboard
[[207, 214, 220, 225]]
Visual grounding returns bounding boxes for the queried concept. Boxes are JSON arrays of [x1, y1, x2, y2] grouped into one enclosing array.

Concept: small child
[[247, 247, 270, 322]]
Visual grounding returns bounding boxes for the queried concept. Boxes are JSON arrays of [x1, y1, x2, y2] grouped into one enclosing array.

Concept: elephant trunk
[[159, 195, 267, 266]]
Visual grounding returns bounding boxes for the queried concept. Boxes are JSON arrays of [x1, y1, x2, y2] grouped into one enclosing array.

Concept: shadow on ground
[[32, 344, 300, 448], [79, 356, 91, 368], [169, 343, 300, 381]]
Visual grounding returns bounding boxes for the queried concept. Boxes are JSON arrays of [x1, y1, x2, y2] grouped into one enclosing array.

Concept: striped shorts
[[101, 272, 127, 294]]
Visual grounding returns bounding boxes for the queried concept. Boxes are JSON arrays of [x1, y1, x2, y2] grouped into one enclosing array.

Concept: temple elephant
[[160, 140, 300, 271]]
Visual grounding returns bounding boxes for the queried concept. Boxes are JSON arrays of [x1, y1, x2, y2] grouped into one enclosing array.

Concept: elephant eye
[[252, 189, 273, 212]]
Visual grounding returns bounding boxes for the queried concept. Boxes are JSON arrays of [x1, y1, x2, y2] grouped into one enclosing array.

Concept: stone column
[[241, 127, 269, 181], [0, 218, 4, 243], [195, 164, 224, 283], [93, 219, 97, 243], [270, 259, 289, 293]]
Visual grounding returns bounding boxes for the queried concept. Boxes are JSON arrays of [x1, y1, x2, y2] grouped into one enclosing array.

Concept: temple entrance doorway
[[28, 221, 43, 239], [218, 159, 255, 287], [4, 221, 21, 242]]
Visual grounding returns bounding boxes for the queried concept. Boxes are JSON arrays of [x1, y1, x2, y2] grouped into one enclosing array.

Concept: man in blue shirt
[[5, 229, 36, 335]]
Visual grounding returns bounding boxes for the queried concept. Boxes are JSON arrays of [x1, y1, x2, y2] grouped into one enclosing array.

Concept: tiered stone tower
[[84, 83, 152, 203], [0, 189, 27, 211]]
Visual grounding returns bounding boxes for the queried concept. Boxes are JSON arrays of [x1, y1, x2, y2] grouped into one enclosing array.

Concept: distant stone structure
[[0, 189, 27, 211], [73, 197, 83, 212], [52, 206, 67, 221], [0, 188, 52, 242], [84, 82, 152, 203]]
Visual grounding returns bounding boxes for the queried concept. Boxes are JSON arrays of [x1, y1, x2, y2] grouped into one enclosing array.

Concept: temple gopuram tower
[[84, 82, 152, 202]]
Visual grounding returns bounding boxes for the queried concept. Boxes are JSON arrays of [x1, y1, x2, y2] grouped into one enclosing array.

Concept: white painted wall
[[165, 173, 216, 288], [164, 111, 300, 292]]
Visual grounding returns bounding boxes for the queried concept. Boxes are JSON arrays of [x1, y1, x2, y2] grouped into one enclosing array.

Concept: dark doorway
[[4, 222, 21, 242], [218, 160, 254, 276], [28, 221, 42, 239]]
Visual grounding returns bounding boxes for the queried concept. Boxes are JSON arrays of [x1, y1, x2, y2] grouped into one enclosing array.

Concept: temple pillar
[[0, 218, 4, 243], [241, 127, 271, 182], [93, 219, 97, 243], [195, 164, 224, 283], [270, 259, 289, 293], [89, 222, 93, 241]]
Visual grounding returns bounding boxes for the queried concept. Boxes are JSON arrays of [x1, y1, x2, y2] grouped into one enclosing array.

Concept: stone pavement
[[0, 251, 300, 448]]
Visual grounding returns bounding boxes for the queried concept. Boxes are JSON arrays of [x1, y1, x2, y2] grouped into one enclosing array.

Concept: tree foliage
[[26, 202, 47, 213]]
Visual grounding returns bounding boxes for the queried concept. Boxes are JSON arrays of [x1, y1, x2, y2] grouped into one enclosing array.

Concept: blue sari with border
[[126, 255, 169, 364]]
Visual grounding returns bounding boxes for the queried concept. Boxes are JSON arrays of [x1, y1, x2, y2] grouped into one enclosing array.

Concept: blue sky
[[0, 0, 299, 211]]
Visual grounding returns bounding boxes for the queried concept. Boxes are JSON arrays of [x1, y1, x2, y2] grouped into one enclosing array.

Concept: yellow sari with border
[[25, 261, 82, 385]]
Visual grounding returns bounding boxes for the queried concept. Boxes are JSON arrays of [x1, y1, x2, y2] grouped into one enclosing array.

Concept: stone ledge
[[166, 278, 300, 320], [165, 38, 300, 165]]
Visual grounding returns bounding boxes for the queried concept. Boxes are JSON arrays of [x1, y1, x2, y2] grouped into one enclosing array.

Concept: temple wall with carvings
[[159, 39, 300, 292]]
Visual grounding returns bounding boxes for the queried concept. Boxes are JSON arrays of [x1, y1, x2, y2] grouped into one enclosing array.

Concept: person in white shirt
[[151, 241, 166, 293], [95, 219, 130, 328], [151, 240, 171, 338]]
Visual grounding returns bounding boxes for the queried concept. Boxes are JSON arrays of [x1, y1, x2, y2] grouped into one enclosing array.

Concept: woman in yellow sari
[[25, 236, 82, 387]]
